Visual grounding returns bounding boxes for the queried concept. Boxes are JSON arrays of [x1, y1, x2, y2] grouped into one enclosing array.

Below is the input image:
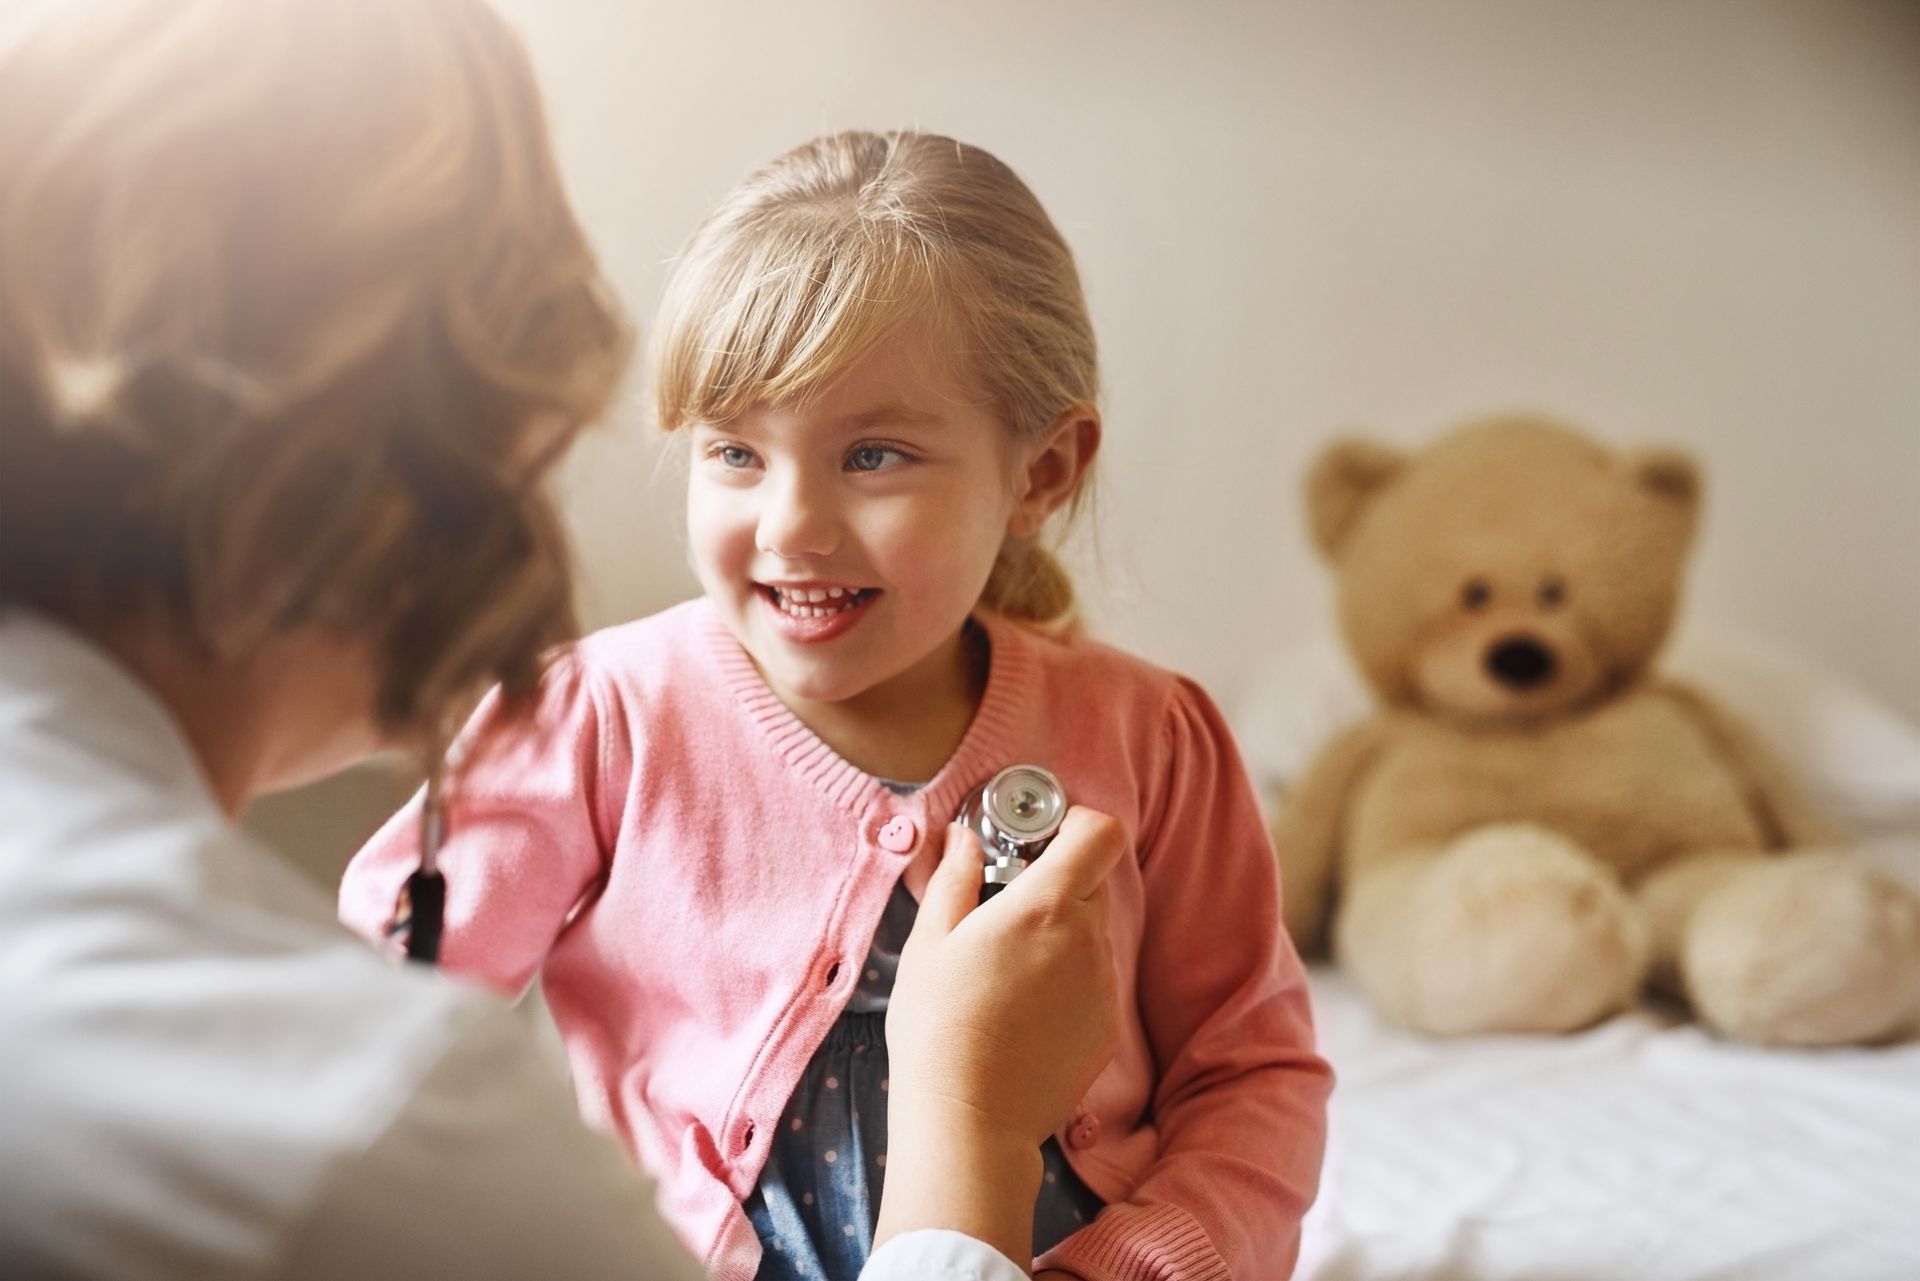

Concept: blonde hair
[[0, 0, 631, 745], [650, 130, 1098, 629]]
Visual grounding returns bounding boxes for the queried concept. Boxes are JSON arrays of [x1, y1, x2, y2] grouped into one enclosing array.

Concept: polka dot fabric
[[743, 879, 1105, 1280]]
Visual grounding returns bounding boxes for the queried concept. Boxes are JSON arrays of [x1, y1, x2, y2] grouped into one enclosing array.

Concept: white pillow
[[1233, 625, 1920, 842]]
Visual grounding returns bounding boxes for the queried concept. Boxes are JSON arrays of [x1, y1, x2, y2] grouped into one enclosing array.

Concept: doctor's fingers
[[1026, 806, 1126, 904], [907, 823, 987, 943]]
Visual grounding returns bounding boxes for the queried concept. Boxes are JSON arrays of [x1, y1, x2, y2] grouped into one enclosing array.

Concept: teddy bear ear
[[1306, 437, 1407, 561], [1625, 447, 1703, 512]]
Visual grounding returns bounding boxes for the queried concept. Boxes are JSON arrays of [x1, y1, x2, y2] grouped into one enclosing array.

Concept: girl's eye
[[711, 444, 756, 469], [846, 444, 909, 473]]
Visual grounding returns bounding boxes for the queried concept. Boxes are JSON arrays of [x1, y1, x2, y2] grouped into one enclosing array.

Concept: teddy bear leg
[[1334, 823, 1651, 1035], [1634, 851, 1765, 999], [1640, 850, 1920, 1046]]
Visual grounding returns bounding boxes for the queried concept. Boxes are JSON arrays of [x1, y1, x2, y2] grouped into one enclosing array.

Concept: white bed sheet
[[1298, 841, 1920, 1281]]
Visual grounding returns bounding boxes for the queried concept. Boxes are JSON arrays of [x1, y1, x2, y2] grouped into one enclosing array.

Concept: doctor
[[0, 1, 1122, 1278]]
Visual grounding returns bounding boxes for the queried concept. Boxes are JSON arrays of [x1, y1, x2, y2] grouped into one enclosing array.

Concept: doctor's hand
[[874, 807, 1125, 1269], [890, 807, 1124, 1145]]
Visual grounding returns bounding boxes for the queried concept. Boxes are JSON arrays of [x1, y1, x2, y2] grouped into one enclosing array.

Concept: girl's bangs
[[657, 221, 947, 427]]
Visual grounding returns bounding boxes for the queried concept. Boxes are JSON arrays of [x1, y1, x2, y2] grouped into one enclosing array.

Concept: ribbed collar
[[696, 599, 1039, 820]]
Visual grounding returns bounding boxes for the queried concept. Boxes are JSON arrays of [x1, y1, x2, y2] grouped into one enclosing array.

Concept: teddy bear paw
[[1684, 852, 1920, 1046], [1379, 824, 1651, 1035]]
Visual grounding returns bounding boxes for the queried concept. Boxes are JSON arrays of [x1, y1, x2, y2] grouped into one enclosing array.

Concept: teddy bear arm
[[1652, 679, 1845, 849], [1273, 719, 1388, 957]]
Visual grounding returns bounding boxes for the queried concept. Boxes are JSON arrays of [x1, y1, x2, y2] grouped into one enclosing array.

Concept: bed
[[1299, 894, 1920, 1279], [1234, 630, 1920, 1281]]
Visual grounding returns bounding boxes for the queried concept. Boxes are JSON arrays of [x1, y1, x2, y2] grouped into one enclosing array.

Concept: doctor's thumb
[[908, 824, 984, 943]]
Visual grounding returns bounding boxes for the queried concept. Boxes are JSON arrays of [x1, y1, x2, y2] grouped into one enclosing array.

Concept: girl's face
[[687, 326, 1035, 717]]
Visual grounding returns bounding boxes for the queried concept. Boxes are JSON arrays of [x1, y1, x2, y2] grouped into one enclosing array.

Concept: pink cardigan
[[340, 600, 1330, 1280]]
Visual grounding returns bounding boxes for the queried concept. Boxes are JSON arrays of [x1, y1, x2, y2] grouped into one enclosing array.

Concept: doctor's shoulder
[[0, 815, 697, 1281]]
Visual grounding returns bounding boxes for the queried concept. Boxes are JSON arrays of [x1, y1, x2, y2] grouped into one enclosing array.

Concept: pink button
[[1067, 1113, 1100, 1150], [879, 816, 919, 853]]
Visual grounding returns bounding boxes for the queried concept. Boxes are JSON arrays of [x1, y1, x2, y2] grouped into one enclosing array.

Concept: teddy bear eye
[[1461, 578, 1492, 610], [1538, 577, 1566, 609]]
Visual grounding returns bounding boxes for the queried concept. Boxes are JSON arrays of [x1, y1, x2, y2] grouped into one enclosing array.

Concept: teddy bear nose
[[1487, 637, 1557, 689]]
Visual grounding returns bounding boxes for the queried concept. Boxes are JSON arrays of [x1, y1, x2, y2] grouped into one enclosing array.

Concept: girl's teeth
[[772, 587, 866, 619]]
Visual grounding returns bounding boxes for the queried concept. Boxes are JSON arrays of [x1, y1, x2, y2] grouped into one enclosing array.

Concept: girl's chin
[[749, 644, 878, 700]]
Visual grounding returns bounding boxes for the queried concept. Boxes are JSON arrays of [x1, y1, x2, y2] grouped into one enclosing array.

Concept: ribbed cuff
[[1036, 1202, 1230, 1281]]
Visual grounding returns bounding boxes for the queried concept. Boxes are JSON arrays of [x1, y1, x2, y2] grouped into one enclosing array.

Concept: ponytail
[[979, 540, 1078, 635]]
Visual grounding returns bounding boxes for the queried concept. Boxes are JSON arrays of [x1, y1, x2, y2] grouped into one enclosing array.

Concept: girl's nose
[[755, 473, 840, 560]]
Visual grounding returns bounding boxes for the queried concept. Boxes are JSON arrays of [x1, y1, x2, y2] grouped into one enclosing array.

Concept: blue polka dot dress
[[744, 787, 1105, 1280]]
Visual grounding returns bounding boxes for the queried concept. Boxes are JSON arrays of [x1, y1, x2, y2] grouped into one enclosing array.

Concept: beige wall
[[256, 0, 1920, 869], [510, 0, 1918, 719]]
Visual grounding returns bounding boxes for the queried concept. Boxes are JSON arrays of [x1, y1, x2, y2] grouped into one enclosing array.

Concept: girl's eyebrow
[[695, 403, 947, 440], [838, 403, 946, 432]]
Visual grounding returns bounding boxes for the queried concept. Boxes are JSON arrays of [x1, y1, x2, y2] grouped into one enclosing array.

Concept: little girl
[[342, 131, 1330, 1281]]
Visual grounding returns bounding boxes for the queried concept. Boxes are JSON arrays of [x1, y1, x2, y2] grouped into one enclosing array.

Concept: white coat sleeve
[[862, 1230, 1029, 1281]]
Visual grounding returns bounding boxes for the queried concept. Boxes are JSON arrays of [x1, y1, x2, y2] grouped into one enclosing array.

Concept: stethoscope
[[387, 763, 448, 965], [390, 761, 1069, 960], [955, 764, 1069, 903]]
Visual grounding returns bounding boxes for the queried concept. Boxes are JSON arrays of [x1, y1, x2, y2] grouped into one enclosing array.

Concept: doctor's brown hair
[[0, 0, 630, 745]]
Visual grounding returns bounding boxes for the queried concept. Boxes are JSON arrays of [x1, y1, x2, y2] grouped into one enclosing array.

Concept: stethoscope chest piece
[[954, 764, 1067, 901]]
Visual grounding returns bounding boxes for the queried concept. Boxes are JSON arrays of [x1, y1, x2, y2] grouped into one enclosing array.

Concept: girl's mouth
[[757, 583, 881, 642], [761, 584, 878, 618]]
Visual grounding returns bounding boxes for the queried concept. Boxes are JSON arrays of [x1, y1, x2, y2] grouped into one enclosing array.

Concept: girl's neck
[[777, 622, 989, 784]]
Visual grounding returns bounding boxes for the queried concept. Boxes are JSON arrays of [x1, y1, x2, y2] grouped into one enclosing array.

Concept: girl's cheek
[[688, 489, 750, 546]]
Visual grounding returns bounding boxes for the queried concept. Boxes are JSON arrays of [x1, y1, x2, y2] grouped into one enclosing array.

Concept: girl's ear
[[1009, 407, 1101, 538]]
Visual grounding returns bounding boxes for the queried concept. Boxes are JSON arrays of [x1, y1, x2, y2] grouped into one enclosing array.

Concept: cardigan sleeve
[[1037, 678, 1332, 1281], [338, 654, 620, 998]]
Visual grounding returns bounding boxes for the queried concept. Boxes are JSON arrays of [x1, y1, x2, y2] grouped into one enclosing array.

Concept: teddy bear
[[1275, 414, 1920, 1045]]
